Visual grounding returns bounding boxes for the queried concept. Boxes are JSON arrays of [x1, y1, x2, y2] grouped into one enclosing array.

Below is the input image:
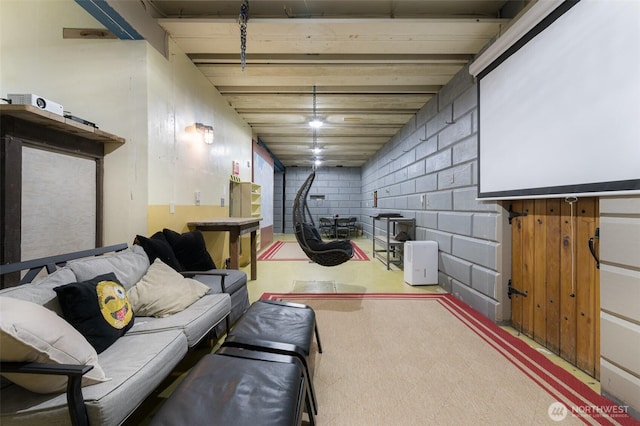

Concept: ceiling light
[[312, 147, 322, 154], [309, 118, 323, 128], [314, 159, 322, 166]]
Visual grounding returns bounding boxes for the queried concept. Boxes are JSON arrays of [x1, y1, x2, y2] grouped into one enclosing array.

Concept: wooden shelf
[[0, 104, 125, 145], [230, 181, 262, 265]]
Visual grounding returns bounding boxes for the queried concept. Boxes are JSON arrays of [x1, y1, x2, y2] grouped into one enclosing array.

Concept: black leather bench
[[150, 349, 314, 426], [221, 299, 323, 414]]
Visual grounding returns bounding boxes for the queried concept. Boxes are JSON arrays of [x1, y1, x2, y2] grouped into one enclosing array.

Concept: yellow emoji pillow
[[55, 273, 134, 353]]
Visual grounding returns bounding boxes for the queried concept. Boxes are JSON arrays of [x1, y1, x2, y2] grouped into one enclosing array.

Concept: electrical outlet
[[195, 191, 201, 206], [169, 202, 175, 214]]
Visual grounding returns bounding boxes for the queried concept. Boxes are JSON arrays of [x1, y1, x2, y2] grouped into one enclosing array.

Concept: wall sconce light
[[195, 122, 214, 144], [186, 122, 214, 144]]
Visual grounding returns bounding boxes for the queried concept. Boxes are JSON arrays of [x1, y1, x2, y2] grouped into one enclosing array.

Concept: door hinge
[[508, 279, 528, 299], [508, 204, 528, 224]]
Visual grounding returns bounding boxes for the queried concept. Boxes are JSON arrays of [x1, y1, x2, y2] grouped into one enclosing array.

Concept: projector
[[7, 93, 64, 116]]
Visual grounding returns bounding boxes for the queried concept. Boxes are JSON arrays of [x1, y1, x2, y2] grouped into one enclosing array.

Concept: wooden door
[[510, 198, 600, 378]]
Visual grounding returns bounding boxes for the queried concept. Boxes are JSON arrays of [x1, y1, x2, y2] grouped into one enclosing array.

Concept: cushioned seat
[[187, 269, 249, 333], [127, 293, 231, 347], [227, 300, 317, 354], [222, 299, 322, 413], [149, 353, 311, 426]]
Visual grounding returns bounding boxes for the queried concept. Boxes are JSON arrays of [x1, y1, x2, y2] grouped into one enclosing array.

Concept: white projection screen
[[476, 0, 640, 199]]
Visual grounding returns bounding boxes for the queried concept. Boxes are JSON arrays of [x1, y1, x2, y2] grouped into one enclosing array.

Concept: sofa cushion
[[127, 259, 210, 318], [129, 293, 231, 348], [0, 267, 76, 315], [134, 232, 183, 271], [54, 273, 135, 354], [0, 330, 188, 426], [67, 245, 150, 290], [0, 296, 109, 394], [163, 228, 217, 271]]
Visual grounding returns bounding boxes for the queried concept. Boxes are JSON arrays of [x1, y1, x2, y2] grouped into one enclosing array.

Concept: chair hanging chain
[[238, 0, 249, 71], [312, 85, 318, 167], [565, 196, 578, 297], [312, 85, 317, 120], [313, 128, 317, 150]]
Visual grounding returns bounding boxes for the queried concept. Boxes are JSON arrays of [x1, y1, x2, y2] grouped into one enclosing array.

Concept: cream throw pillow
[[127, 258, 210, 318], [0, 296, 110, 394]]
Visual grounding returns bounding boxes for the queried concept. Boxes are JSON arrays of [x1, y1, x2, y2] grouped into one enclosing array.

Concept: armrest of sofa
[[0, 362, 93, 426], [180, 270, 230, 293]]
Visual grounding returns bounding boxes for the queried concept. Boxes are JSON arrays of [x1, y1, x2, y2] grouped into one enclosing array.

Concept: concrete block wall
[[279, 167, 362, 234], [599, 195, 640, 418], [361, 66, 510, 322]]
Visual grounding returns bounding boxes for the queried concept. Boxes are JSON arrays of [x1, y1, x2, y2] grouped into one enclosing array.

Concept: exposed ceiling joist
[[142, 0, 521, 167]]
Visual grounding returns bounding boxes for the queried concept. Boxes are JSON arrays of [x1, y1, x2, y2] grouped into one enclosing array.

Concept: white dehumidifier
[[404, 241, 438, 285]]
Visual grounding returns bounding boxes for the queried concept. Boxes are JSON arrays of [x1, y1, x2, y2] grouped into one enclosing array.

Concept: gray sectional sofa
[[0, 242, 250, 425]]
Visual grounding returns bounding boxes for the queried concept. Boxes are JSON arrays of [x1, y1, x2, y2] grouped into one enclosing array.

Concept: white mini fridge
[[404, 241, 438, 285]]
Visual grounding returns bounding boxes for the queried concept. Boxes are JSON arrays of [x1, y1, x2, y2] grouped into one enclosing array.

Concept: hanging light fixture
[[308, 85, 323, 128]]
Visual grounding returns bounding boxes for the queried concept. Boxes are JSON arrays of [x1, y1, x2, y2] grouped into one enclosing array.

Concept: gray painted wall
[[361, 66, 510, 322], [275, 167, 362, 234]]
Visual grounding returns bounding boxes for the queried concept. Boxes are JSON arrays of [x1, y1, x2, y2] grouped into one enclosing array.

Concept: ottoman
[[150, 352, 312, 426], [222, 299, 322, 413]]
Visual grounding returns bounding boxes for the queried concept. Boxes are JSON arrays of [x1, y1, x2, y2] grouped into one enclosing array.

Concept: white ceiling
[[143, 0, 527, 168]]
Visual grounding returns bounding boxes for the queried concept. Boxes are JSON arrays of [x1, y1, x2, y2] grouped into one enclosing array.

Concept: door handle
[[588, 227, 600, 269], [508, 279, 527, 299]]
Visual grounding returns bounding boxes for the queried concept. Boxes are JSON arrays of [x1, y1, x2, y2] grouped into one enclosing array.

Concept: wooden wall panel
[[511, 197, 599, 378], [521, 199, 535, 336], [510, 200, 524, 331], [559, 200, 577, 365], [575, 198, 598, 376], [545, 199, 561, 354], [533, 200, 547, 345]]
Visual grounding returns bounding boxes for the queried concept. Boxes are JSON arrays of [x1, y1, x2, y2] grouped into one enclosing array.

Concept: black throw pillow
[[54, 273, 135, 354], [162, 228, 217, 271], [134, 231, 183, 271]]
